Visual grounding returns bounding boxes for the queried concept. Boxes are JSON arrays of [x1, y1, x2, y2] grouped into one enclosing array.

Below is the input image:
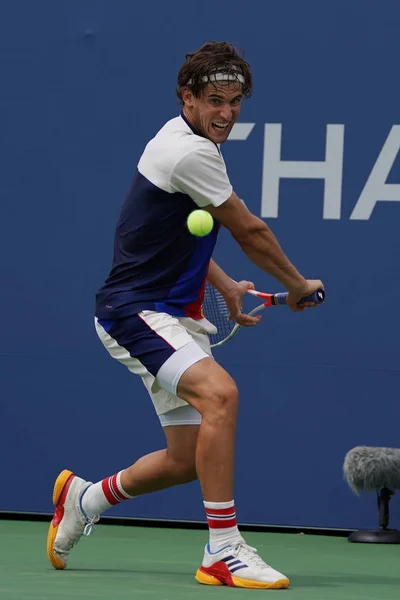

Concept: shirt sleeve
[[170, 147, 233, 207]]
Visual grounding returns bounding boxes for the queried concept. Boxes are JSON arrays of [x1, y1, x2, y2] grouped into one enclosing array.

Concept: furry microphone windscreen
[[343, 446, 400, 494]]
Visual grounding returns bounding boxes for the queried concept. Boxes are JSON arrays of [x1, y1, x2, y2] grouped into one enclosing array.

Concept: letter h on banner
[[261, 124, 345, 219]]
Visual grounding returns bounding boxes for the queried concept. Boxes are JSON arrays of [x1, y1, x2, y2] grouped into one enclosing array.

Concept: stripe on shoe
[[225, 559, 242, 567], [196, 562, 290, 589], [222, 556, 248, 573], [230, 564, 248, 574], [196, 562, 235, 587]]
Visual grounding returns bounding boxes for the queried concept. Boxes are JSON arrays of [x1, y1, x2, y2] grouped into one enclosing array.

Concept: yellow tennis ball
[[187, 210, 214, 237]]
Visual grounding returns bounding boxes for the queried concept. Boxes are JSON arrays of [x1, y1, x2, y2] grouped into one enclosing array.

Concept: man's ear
[[181, 87, 195, 107]]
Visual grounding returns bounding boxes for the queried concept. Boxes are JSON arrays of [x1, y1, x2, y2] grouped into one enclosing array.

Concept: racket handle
[[273, 289, 325, 306]]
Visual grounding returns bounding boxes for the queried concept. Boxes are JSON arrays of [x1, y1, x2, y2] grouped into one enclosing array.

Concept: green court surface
[[1, 521, 400, 599]]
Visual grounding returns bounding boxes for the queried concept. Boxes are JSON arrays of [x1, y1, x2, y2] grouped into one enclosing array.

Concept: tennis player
[[47, 41, 323, 589]]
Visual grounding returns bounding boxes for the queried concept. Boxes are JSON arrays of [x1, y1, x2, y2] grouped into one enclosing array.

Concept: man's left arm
[[207, 259, 237, 297], [206, 259, 261, 327]]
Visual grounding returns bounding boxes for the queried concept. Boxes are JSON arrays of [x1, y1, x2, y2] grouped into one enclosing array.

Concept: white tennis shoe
[[47, 469, 99, 569], [195, 541, 290, 589]]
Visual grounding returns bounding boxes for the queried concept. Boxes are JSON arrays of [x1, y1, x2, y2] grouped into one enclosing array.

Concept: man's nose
[[219, 105, 232, 121]]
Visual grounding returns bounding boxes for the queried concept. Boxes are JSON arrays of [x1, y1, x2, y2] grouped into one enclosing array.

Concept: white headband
[[187, 69, 245, 86]]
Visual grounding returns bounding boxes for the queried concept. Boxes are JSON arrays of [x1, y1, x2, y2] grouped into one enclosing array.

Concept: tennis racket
[[203, 282, 325, 348]]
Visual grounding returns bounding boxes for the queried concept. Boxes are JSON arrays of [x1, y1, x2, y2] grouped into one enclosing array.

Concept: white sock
[[204, 500, 244, 552], [81, 470, 134, 517]]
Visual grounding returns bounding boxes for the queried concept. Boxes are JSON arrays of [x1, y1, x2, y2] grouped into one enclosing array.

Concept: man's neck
[[181, 106, 196, 131]]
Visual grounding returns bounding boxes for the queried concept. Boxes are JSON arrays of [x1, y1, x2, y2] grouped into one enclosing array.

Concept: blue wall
[[1, 0, 400, 530]]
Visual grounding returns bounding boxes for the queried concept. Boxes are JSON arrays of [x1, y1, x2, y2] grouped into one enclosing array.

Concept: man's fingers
[[237, 280, 255, 295], [288, 304, 304, 312], [233, 313, 262, 327]]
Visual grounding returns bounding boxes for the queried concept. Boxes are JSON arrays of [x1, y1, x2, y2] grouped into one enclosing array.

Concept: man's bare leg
[[176, 358, 238, 502], [82, 358, 237, 509], [120, 424, 199, 495]]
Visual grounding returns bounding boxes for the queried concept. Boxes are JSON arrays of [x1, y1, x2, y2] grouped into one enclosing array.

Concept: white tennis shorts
[[95, 311, 215, 426]]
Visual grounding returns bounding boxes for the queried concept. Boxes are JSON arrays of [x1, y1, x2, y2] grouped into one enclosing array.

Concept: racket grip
[[273, 289, 325, 306]]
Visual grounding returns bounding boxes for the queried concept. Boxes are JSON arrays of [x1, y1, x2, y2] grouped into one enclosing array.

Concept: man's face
[[182, 82, 243, 144]]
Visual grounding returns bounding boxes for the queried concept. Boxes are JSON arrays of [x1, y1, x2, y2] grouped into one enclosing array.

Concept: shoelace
[[69, 516, 100, 551], [83, 515, 100, 537], [231, 542, 271, 569]]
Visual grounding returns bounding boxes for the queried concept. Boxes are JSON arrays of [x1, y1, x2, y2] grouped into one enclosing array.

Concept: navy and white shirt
[[95, 113, 233, 320]]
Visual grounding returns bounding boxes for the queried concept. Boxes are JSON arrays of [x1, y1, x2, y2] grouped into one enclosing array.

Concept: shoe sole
[[46, 469, 75, 570], [195, 567, 290, 589]]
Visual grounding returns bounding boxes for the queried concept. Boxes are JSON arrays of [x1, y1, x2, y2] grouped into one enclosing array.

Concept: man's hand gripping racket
[[203, 280, 325, 348]]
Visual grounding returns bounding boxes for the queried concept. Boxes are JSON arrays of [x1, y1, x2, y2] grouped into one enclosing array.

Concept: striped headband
[[187, 67, 245, 86]]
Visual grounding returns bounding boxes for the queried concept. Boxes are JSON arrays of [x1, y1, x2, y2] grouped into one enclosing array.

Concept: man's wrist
[[215, 278, 238, 297], [286, 279, 308, 294], [281, 273, 308, 294]]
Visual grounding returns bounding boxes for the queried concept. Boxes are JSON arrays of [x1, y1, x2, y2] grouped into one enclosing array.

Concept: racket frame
[[205, 285, 325, 348], [209, 300, 268, 348]]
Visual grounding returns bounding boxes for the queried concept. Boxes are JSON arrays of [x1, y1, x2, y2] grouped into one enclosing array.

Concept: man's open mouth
[[212, 122, 230, 130]]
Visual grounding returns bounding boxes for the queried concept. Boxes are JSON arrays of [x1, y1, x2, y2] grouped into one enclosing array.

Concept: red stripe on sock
[[109, 474, 127, 502], [207, 517, 237, 529], [205, 506, 235, 516], [101, 477, 118, 505], [101, 475, 125, 505]]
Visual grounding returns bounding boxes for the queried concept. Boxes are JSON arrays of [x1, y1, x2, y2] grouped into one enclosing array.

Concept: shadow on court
[[58, 567, 400, 588], [291, 573, 400, 588]]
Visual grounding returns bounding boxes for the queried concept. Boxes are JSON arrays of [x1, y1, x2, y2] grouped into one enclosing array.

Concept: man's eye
[[210, 99, 221, 105]]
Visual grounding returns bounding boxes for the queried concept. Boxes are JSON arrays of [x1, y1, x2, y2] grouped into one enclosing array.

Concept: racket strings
[[203, 284, 235, 345]]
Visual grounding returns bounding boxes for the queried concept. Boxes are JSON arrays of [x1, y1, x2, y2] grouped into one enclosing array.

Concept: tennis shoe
[[47, 469, 99, 569], [195, 541, 290, 589]]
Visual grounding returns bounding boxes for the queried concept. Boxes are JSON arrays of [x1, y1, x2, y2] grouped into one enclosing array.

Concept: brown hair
[[176, 41, 252, 105]]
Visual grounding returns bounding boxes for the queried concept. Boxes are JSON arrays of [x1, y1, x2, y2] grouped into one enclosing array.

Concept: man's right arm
[[170, 147, 322, 307], [205, 192, 323, 308]]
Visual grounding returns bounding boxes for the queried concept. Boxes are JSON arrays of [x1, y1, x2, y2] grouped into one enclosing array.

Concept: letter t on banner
[[261, 124, 344, 219]]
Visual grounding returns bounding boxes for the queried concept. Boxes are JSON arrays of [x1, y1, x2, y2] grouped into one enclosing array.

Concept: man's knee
[[198, 379, 239, 424], [177, 359, 239, 423]]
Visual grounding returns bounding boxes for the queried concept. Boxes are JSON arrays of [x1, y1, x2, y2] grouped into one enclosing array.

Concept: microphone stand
[[349, 487, 400, 543]]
